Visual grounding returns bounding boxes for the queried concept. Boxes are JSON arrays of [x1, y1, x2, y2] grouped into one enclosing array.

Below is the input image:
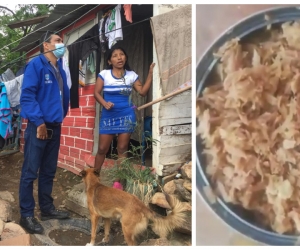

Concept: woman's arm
[[94, 76, 114, 110], [133, 63, 155, 97]]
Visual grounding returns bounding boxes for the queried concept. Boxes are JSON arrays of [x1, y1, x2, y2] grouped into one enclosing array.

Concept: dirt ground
[[0, 152, 191, 246]]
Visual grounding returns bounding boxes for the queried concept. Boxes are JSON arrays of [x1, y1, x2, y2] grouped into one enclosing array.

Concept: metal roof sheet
[[11, 4, 99, 52]]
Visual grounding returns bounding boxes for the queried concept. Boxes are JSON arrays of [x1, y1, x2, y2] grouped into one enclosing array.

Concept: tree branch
[[0, 6, 17, 18]]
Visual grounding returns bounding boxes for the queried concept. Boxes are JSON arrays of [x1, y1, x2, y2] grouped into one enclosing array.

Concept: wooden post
[[137, 85, 192, 111]]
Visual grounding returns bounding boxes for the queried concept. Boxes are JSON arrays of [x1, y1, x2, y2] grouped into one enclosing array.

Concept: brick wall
[[20, 84, 101, 175], [20, 84, 148, 175]]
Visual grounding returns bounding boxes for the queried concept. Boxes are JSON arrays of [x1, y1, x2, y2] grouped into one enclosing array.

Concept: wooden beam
[[8, 15, 49, 29]]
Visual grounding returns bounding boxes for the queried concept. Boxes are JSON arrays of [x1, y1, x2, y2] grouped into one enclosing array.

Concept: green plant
[[103, 116, 159, 205], [105, 136, 158, 180]]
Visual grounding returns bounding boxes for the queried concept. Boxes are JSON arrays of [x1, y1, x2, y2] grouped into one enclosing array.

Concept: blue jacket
[[20, 54, 70, 127]]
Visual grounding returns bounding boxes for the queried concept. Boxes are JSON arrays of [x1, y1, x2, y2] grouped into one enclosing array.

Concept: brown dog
[[80, 168, 187, 246]]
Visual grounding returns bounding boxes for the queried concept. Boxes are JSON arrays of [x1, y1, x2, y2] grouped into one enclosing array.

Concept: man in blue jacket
[[19, 31, 70, 234]]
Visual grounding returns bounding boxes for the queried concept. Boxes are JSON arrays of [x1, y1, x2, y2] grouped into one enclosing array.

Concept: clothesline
[[0, 5, 89, 53], [0, 16, 151, 72]]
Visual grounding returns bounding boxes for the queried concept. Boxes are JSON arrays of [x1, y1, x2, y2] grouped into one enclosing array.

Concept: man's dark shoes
[[19, 217, 44, 234], [41, 209, 70, 221]]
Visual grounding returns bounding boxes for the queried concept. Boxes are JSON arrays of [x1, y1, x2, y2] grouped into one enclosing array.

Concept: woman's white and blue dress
[[98, 69, 138, 134]]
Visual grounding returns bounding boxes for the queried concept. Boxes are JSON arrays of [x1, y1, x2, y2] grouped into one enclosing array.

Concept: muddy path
[[0, 152, 191, 246]]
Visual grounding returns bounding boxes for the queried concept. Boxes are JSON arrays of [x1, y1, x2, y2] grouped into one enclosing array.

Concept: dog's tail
[[147, 193, 187, 238]]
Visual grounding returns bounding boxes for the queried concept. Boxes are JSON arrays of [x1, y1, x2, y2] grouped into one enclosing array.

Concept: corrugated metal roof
[[11, 4, 99, 52]]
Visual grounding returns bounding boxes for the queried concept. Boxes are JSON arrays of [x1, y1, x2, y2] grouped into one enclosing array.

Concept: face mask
[[53, 43, 66, 59]]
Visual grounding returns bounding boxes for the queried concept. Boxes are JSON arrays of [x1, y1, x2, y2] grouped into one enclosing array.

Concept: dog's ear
[[79, 170, 86, 177], [93, 169, 100, 176]]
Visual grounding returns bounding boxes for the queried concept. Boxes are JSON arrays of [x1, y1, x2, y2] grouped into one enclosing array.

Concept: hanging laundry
[[62, 47, 72, 89], [3, 74, 24, 108], [99, 14, 110, 53], [68, 24, 101, 108], [87, 52, 96, 74], [0, 83, 12, 139], [16, 66, 25, 77], [107, 4, 123, 49], [1, 68, 15, 82], [123, 4, 132, 23], [79, 59, 87, 87]]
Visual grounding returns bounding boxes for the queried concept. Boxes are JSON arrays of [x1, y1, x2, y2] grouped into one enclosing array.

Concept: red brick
[[70, 147, 80, 158], [69, 107, 80, 115], [81, 110, 95, 117], [88, 98, 96, 107], [79, 150, 90, 160], [65, 137, 75, 147], [75, 117, 86, 124], [74, 121, 87, 128], [63, 117, 74, 123], [84, 122, 94, 128], [86, 140, 93, 151], [81, 128, 93, 135], [75, 138, 86, 148], [79, 96, 89, 107], [87, 117, 95, 124], [61, 127, 69, 135], [79, 154, 85, 160], [60, 135, 65, 144], [65, 160, 74, 167], [75, 158, 86, 166], [70, 147, 80, 154], [80, 133, 94, 140], [75, 163, 86, 170], [68, 109, 81, 116], [70, 128, 80, 137], [86, 120, 95, 128], [59, 145, 69, 153], [58, 153, 65, 160], [70, 152, 79, 158], [62, 121, 74, 127], [84, 107, 96, 112], [65, 155, 75, 163], [57, 161, 66, 168], [84, 154, 95, 167], [59, 163, 83, 175], [81, 85, 95, 95], [60, 149, 69, 157]]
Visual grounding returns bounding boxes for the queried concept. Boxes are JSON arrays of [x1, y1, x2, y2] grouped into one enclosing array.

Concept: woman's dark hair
[[39, 31, 55, 53], [105, 45, 131, 70]]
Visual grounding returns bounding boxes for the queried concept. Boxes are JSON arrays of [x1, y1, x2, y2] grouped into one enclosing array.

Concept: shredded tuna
[[197, 22, 300, 234]]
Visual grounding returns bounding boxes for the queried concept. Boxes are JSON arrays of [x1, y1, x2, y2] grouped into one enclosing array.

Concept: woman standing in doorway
[[94, 45, 155, 189]]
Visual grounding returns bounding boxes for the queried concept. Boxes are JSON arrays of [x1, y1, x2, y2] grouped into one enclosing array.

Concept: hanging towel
[[123, 4, 132, 23], [3, 74, 24, 108], [62, 47, 72, 89], [79, 59, 87, 87], [0, 83, 12, 139], [107, 4, 123, 48]]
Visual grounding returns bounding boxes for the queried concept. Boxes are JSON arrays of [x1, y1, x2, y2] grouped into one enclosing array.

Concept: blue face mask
[[53, 43, 66, 59]]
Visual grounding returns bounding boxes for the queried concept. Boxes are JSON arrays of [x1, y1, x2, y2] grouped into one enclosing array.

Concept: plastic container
[[196, 6, 300, 246]]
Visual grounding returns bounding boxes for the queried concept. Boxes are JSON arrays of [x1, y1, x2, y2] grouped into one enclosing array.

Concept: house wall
[[152, 4, 192, 176], [20, 4, 188, 176]]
